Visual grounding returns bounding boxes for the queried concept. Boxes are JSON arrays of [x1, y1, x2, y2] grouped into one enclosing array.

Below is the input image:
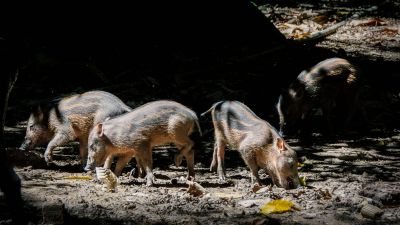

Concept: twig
[[293, 7, 373, 45], [294, 19, 348, 44]]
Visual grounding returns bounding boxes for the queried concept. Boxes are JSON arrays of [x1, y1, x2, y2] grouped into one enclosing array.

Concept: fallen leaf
[[252, 183, 262, 193], [299, 176, 307, 186], [376, 140, 385, 146], [317, 189, 332, 200], [260, 199, 299, 215], [313, 15, 329, 25], [213, 192, 243, 199], [379, 28, 398, 36], [337, 11, 350, 16], [64, 175, 93, 180], [292, 31, 311, 39], [357, 18, 387, 26], [187, 181, 207, 197]]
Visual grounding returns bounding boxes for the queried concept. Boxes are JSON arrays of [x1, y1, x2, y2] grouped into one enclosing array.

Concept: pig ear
[[276, 138, 285, 152], [71, 122, 81, 135], [289, 84, 304, 100], [33, 106, 44, 122], [96, 123, 104, 137]]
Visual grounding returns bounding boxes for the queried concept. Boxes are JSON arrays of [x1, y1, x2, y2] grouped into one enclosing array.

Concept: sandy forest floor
[[0, 128, 399, 225]]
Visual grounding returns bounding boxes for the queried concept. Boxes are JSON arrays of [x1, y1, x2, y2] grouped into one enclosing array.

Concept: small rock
[[303, 212, 317, 219], [237, 199, 267, 208], [255, 186, 271, 194], [331, 158, 344, 164], [360, 204, 384, 219], [327, 143, 348, 147]]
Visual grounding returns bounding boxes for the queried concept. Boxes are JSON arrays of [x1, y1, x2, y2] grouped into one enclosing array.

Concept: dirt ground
[[0, 127, 399, 225], [259, 2, 400, 61], [2, 82, 400, 225]]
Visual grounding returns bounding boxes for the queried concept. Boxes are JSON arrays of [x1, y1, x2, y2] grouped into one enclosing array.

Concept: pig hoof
[[174, 154, 183, 167], [46, 161, 55, 167], [139, 172, 146, 179], [128, 168, 137, 178], [210, 164, 217, 172], [218, 178, 227, 185], [186, 176, 195, 182], [145, 175, 155, 186], [44, 153, 53, 163]]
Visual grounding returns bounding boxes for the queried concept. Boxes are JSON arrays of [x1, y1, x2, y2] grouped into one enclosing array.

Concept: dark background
[[2, 0, 399, 136]]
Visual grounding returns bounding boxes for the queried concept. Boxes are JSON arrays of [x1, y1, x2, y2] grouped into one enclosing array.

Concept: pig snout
[[286, 177, 296, 189], [281, 176, 300, 190], [84, 156, 96, 172], [19, 139, 32, 151], [278, 129, 286, 138]]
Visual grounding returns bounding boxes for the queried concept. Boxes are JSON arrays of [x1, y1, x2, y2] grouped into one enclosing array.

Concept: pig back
[[298, 58, 358, 99], [57, 91, 131, 134], [101, 100, 198, 147], [213, 101, 272, 149]]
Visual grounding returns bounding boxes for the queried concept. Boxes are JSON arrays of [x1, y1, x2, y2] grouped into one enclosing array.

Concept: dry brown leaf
[[252, 183, 262, 193], [187, 181, 207, 197], [379, 28, 398, 36], [358, 18, 387, 27], [317, 189, 332, 200], [292, 31, 311, 39], [313, 15, 329, 25]]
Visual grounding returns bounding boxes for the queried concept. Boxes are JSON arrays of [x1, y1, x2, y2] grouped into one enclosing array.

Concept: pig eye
[[29, 125, 34, 130], [89, 144, 96, 152]]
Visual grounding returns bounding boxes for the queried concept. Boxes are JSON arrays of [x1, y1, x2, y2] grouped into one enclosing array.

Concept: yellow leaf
[[260, 199, 299, 215], [297, 162, 304, 168], [299, 176, 307, 186], [213, 192, 243, 199], [64, 175, 93, 180], [377, 140, 385, 146], [337, 11, 350, 16]]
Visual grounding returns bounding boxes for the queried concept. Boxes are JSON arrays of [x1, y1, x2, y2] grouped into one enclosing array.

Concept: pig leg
[[44, 131, 73, 164], [114, 153, 135, 176], [175, 136, 195, 180], [209, 142, 218, 172], [135, 158, 147, 179], [344, 90, 365, 129], [135, 159, 146, 178], [78, 137, 88, 166], [216, 140, 226, 182], [129, 158, 144, 178], [72, 124, 89, 166], [136, 144, 155, 186], [103, 154, 114, 170], [241, 154, 261, 185], [322, 100, 335, 135], [174, 153, 183, 167]]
